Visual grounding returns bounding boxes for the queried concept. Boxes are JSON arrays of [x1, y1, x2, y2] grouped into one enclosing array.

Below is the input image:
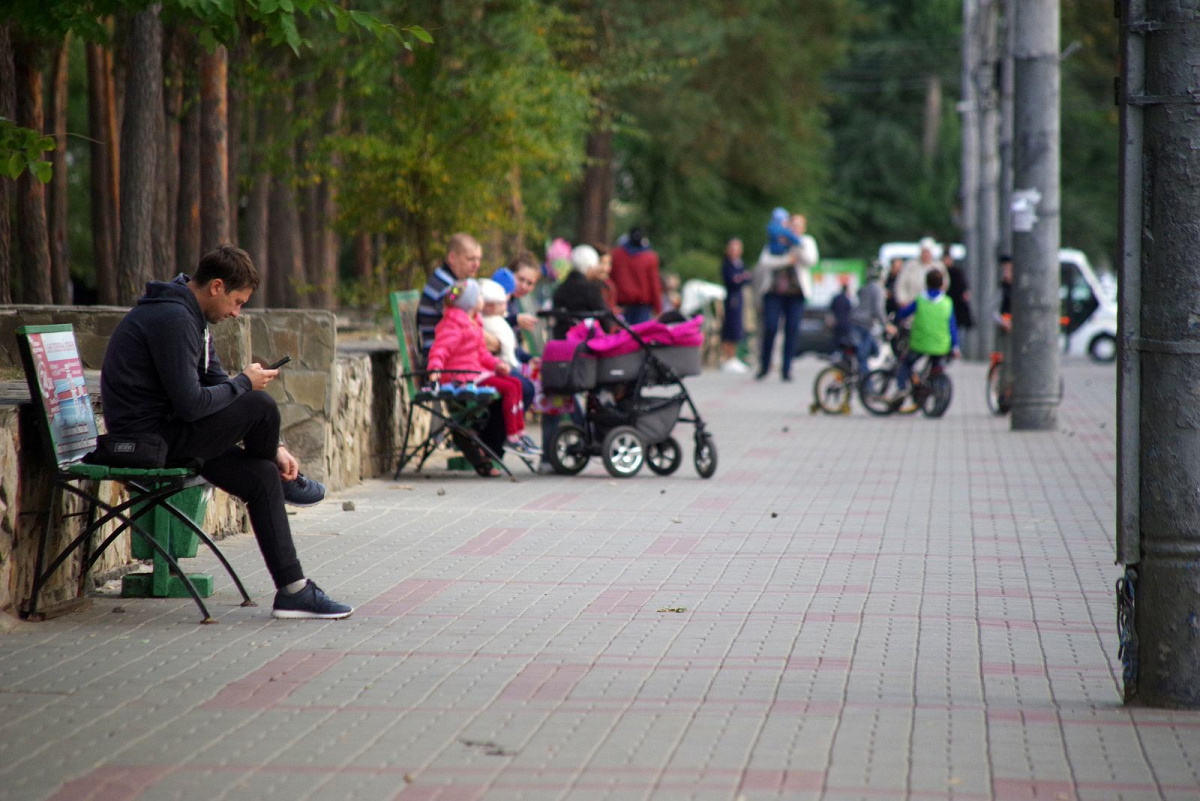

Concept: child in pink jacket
[[427, 279, 541, 457]]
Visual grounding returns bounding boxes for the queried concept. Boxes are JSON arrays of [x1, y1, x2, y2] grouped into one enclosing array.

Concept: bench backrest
[[15, 324, 100, 469], [388, 290, 423, 398]]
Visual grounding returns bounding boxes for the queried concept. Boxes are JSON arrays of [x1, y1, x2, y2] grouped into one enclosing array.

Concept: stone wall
[[245, 310, 337, 486]]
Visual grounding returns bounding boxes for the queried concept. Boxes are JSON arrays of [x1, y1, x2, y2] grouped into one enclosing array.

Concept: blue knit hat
[[491, 267, 516, 295]]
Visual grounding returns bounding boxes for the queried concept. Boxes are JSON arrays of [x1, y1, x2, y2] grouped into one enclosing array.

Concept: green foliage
[[329, 0, 591, 284], [0, 118, 55, 182], [670, 249, 721, 285]]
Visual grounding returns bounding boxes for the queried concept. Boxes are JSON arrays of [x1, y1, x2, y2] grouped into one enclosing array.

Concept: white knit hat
[[570, 244, 599, 273], [479, 278, 507, 304]]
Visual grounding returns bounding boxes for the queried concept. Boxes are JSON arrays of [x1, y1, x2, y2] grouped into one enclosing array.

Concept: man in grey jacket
[[847, 263, 896, 374], [101, 245, 353, 620]]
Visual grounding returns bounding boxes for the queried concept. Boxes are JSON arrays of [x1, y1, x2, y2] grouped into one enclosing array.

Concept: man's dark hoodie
[[100, 275, 252, 437]]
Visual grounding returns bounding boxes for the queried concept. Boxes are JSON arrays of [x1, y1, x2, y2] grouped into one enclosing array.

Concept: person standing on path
[[943, 242, 973, 332], [99, 245, 353, 619], [610, 227, 662, 325], [754, 211, 818, 381], [720, 238, 752, 373]]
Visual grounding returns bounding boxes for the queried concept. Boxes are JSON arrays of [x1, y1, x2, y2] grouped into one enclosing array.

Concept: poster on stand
[[21, 327, 98, 464]]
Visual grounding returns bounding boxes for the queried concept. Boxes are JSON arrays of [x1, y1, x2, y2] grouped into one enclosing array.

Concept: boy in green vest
[[894, 269, 959, 397]]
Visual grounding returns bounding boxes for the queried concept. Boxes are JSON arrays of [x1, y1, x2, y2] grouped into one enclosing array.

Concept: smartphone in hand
[[266, 356, 291, 370]]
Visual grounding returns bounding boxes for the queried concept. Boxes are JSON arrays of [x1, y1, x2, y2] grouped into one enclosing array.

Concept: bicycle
[[809, 345, 861, 415], [860, 335, 953, 418]]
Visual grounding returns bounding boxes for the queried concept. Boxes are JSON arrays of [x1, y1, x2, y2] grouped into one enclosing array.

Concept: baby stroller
[[540, 310, 717, 479]]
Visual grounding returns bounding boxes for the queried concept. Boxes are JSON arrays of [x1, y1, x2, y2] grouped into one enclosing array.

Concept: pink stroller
[[540, 312, 717, 478]]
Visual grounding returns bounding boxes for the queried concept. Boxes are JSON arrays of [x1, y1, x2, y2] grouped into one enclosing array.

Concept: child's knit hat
[[491, 267, 517, 295], [479, 278, 507, 305], [446, 279, 481, 311]]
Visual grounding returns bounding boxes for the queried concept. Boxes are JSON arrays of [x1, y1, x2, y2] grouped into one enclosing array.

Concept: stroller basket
[[634, 396, 685, 443]]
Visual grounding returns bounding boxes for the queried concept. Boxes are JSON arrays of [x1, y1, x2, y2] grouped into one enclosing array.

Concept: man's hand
[[951, 347, 962, 361], [495, 361, 511, 376], [243, 363, 279, 391], [276, 446, 299, 481], [885, 323, 898, 338], [483, 330, 500, 353], [516, 313, 536, 331]]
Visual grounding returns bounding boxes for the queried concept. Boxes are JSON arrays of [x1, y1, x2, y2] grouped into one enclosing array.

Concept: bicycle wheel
[[860, 369, 898, 416], [922, 373, 953, 418], [813, 366, 851, 415], [986, 362, 1003, 415]]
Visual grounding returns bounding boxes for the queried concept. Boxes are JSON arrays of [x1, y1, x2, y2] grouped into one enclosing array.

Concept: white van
[[876, 243, 1117, 362]]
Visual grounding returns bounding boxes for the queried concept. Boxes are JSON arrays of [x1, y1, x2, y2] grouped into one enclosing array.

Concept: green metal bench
[[16, 324, 253, 624]]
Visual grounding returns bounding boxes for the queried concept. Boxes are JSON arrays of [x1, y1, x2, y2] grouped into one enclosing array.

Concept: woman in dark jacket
[[551, 245, 609, 339]]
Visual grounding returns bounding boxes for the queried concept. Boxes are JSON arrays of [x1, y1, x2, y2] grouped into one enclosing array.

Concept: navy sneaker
[[271, 580, 354, 620], [282, 473, 325, 507]]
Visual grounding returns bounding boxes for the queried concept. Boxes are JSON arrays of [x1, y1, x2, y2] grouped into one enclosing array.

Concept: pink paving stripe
[[357, 578, 453, 617], [47, 766, 174, 801], [988, 708, 1062, 724], [587, 588, 655, 614], [451, 527, 529, 556], [981, 663, 1050, 677], [689, 497, 732, 511], [785, 656, 853, 672], [739, 769, 824, 792], [521, 492, 581, 511], [645, 536, 698, 556], [712, 470, 762, 483], [394, 785, 487, 801], [815, 584, 871, 595], [500, 663, 590, 702], [204, 650, 344, 710], [992, 778, 1077, 800]]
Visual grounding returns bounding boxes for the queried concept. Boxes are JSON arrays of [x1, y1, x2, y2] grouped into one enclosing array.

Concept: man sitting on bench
[[99, 245, 353, 620]]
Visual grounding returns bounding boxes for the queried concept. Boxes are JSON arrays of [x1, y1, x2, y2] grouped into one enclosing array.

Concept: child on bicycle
[[892, 269, 959, 399]]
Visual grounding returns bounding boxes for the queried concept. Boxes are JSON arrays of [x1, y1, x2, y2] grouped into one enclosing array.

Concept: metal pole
[[1119, 0, 1200, 709], [1008, 0, 1060, 432], [998, 0, 1015, 261], [975, 0, 1001, 360], [959, 0, 981, 359]]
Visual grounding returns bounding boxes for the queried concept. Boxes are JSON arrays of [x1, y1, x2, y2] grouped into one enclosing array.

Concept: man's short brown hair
[[196, 245, 260, 292], [447, 232, 480, 257]]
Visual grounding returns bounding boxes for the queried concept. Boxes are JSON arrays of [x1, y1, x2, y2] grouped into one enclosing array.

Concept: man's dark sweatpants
[[162, 391, 303, 588]]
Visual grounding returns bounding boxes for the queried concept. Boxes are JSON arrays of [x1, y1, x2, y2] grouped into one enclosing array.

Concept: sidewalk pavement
[[1, 357, 1195, 801]]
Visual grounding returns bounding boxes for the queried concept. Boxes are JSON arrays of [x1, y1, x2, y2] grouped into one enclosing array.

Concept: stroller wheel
[[549, 424, 590, 475], [602, 426, 645, 478], [694, 435, 718, 479], [646, 437, 682, 476]]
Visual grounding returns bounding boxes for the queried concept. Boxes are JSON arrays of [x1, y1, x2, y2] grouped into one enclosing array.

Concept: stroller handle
[[537, 308, 613, 321]]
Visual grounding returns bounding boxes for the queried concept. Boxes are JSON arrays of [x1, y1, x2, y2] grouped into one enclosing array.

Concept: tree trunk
[[355, 234, 373, 286], [86, 42, 118, 304], [14, 37, 53, 304], [922, 74, 943, 165], [117, 5, 163, 304], [176, 37, 200, 273], [200, 44, 229, 252], [242, 102, 271, 308], [46, 38, 70, 303], [577, 125, 613, 246], [157, 25, 184, 280], [227, 38, 247, 246], [294, 79, 320, 305], [268, 172, 304, 308], [313, 78, 343, 310], [0, 23, 16, 304]]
